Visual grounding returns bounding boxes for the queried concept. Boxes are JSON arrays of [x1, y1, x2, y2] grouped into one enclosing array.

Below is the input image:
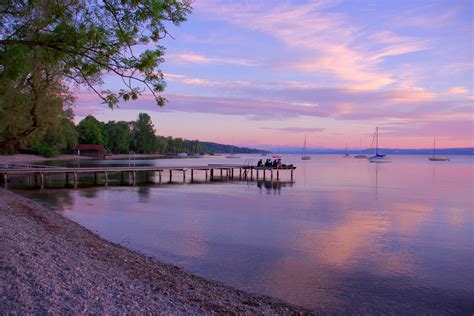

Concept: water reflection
[[256, 180, 293, 195], [15, 155, 474, 313]]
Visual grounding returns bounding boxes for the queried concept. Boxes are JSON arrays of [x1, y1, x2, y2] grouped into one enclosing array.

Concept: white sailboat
[[301, 133, 311, 160], [428, 137, 449, 161], [226, 138, 241, 159], [368, 127, 391, 163]]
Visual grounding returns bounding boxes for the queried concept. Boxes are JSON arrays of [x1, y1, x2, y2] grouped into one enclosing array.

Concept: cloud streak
[[167, 52, 258, 66], [260, 127, 325, 133]]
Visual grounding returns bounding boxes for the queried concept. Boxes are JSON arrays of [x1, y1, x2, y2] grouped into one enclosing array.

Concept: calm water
[[16, 155, 474, 313]]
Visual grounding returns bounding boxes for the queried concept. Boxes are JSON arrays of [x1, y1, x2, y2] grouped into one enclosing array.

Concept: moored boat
[[428, 137, 449, 161], [368, 127, 391, 163], [301, 133, 311, 160]]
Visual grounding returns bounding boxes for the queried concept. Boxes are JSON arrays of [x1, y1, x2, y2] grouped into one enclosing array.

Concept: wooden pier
[[0, 164, 296, 189]]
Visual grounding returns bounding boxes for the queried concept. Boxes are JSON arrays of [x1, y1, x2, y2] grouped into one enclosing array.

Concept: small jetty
[[0, 163, 296, 189]]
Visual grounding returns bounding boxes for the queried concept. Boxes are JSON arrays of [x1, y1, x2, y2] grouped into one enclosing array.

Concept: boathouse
[[75, 144, 107, 160]]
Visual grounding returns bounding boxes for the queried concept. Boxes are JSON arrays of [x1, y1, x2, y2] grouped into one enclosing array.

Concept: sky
[[75, 0, 473, 149]]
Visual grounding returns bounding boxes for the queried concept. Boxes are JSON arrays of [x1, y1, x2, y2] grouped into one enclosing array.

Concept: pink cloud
[[445, 86, 469, 95], [167, 52, 258, 66], [197, 0, 430, 90], [260, 127, 325, 133]]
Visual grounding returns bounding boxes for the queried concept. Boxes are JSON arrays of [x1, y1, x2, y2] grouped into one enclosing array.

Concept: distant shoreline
[[0, 188, 309, 314]]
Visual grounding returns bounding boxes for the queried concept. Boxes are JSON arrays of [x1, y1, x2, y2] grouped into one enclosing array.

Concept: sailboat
[[342, 144, 351, 158], [272, 145, 282, 159], [368, 127, 391, 163], [428, 137, 449, 161], [226, 138, 241, 159], [301, 133, 311, 160], [354, 138, 368, 159]]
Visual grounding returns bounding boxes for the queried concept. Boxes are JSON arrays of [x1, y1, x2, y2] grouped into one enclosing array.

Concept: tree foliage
[[0, 57, 74, 152], [104, 121, 131, 154], [77, 115, 107, 145], [0, 0, 192, 150], [131, 113, 157, 153]]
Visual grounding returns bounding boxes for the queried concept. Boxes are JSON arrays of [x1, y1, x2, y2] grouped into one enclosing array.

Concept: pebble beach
[[0, 189, 309, 314]]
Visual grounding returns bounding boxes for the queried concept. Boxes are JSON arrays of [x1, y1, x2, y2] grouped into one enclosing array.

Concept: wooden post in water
[[169, 169, 172, 182], [73, 172, 77, 189], [263, 169, 266, 180], [105, 171, 108, 186], [239, 168, 242, 180], [291, 169, 294, 181], [94, 172, 97, 185], [271, 169, 273, 180], [3, 174, 7, 189], [191, 169, 194, 183], [210, 169, 214, 181], [158, 171, 162, 183], [40, 173, 45, 190], [182, 170, 186, 182], [121, 171, 124, 185], [132, 171, 136, 186], [220, 169, 223, 179], [250, 168, 253, 181], [277, 169, 280, 180], [205, 170, 208, 181]]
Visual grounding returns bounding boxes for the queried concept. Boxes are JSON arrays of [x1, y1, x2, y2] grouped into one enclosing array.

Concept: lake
[[15, 154, 474, 313]]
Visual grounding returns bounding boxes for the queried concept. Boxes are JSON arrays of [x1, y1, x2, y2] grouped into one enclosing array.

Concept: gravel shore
[[0, 189, 309, 314]]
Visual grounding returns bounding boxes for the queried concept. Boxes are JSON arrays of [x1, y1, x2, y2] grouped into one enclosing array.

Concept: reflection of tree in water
[[137, 186, 150, 203], [21, 189, 75, 209], [257, 180, 294, 195], [79, 189, 98, 199]]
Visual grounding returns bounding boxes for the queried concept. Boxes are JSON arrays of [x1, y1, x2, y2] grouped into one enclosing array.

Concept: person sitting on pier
[[272, 159, 278, 168], [257, 159, 263, 167], [264, 159, 272, 167]]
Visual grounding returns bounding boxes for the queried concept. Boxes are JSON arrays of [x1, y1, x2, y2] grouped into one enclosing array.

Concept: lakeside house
[[74, 144, 106, 160]]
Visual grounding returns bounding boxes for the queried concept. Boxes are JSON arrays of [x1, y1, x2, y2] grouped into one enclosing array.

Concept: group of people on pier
[[257, 158, 282, 168]]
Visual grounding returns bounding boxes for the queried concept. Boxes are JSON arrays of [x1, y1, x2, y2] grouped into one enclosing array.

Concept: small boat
[[177, 152, 188, 157], [368, 127, 391, 163], [354, 139, 367, 159], [226, 139, 241, 159], [428, 137, 449, 161], [342, 145, 351, 158], [272, 145, 282, 159], [301, 133, 311, 160]]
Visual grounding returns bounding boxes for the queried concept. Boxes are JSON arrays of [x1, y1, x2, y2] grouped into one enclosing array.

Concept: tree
[[104, 121, 131, 154], [132, 113, 157, 153], [0, 0, 191, 150], [77, 115, 106, 145], [0, 59, 74, 153]]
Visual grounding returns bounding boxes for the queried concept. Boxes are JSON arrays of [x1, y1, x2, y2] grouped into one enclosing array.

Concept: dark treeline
[[74, 113, 207, 156], [0, 101, 266, 157], [0, 110, 264, 157]]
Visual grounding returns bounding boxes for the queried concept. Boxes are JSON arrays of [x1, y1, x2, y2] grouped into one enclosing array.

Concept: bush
[[31, 144, 59, 158]]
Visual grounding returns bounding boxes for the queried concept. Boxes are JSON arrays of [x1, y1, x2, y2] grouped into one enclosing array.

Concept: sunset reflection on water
[[19, 155, 474, 313]]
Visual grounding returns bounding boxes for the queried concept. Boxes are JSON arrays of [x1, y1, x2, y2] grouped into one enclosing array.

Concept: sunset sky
[[75, 0, 473, 149]]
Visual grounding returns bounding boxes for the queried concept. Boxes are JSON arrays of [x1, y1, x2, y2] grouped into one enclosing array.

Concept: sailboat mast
[[376, 127, 379, 156], [303, 133, 307, 157], [433, 137, 436, 157]]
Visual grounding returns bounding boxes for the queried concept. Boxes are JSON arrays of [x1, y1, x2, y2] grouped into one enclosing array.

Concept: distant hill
[[199, 141, 268, 154], [263, 147, 474, 155]]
